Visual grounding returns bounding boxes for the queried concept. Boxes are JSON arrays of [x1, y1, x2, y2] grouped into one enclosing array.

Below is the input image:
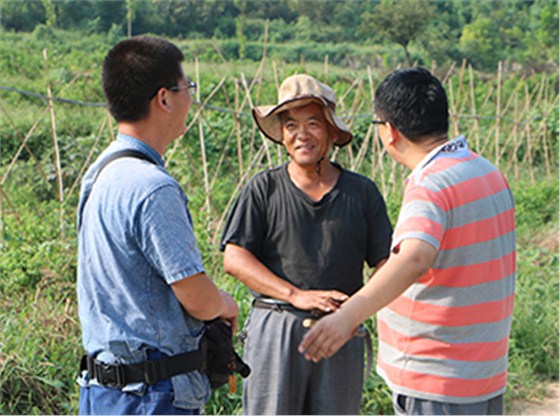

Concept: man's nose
[[296, 126, 311, 140]]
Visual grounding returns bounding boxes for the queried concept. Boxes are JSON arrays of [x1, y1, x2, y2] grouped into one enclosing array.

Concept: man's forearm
[[339, 239, 437, 327], [223, 244, 299, 301]]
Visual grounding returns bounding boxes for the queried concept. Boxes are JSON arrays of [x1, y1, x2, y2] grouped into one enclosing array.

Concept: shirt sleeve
[[219, 175, 267, 256], [136, 184, 205, 284], [392, 182, 448, 252]]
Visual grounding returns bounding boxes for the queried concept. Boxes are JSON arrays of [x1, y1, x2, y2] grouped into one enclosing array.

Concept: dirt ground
[[509, 382, 559, 415]]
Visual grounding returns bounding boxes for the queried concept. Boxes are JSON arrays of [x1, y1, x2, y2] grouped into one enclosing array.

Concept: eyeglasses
[[371, 119, 387, 125], [169, 80, 197, 93]]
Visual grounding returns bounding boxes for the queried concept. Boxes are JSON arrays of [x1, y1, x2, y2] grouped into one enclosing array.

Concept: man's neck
[[118, 122, 168, 156], [403, 134, 449, 170], [287, 159, 340, 201]]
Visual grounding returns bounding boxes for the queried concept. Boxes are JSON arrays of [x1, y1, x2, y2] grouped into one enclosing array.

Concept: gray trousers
[[242, 307, 364, 415], [393, 393, 504, 415]]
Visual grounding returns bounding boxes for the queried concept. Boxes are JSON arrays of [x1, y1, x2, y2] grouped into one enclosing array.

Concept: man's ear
[[387, 123, 400, 145], [154, 88, 171, 113]]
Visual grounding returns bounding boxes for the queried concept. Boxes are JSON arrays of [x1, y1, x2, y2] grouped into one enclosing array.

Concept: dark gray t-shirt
[[220, 163, 392, 296]]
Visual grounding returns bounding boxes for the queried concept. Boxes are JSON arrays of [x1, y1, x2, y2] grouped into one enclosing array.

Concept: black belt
[[252, 297, 374, 376], [80, 340, 207, 388], [252, 298, 326, 318]]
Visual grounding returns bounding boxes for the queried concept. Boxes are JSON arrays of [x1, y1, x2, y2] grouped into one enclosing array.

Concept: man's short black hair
[[374, 67, 449, 142], [102, 36, 184, 122]]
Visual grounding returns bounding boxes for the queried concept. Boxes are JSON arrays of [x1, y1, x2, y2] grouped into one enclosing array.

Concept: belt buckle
[[302, 309, 327, 329], [95, 361, 125, 388], [302, 318, 316, 328]]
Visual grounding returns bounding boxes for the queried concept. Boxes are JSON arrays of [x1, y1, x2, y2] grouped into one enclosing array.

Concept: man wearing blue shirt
[[77, 36, 238, 415]]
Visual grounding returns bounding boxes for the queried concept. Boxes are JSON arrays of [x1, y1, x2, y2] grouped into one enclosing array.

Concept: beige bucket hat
[[252, 74, 353, 147]]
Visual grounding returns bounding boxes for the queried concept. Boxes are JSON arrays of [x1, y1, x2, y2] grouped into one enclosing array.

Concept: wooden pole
[[468, 65, 480, 153], [43, 49, 65, 235], [195, 57, 211, 215], [495, 62, 502, 167], [512, 93, 520, 181], [523, 83, 535, 185], [447, 76, 459, 138], [235, 80, 243, 179], [1, 105, 49, 185]]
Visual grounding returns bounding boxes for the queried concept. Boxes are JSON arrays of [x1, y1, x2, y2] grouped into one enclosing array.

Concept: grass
[[0, 29, 557, 411], [5, 175, 559, 415]]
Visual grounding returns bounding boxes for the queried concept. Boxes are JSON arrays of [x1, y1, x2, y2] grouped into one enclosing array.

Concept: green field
[[0, 30, 558, 414]]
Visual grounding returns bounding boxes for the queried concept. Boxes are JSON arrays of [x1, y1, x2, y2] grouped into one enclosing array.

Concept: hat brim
[[252, 96, 353, 147]]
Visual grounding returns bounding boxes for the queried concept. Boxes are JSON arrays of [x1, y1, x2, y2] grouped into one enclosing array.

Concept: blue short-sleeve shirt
[[77, 134, 210, 408]]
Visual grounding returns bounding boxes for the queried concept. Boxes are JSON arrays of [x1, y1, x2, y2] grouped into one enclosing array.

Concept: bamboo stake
[[239, 18, 269, 109], [367, 65, 379, 180], [496, 77, 530, 164], [199, 110, 237, 192], [344, 79, 365, 166], [235, 80, 243, 179], [389, 158, 398, 197], [495, 62, 502, 167], [375, 130, 386, 197], [1, 105, 49, 185], [166, 77, 226, 163], [442, 61, 456, 84], [447, 77, 459, 137], [527, 74, 547, 181], [2, 70, 83, 185], [468, 65, 480, 152], [65, 116, 108, 203], [456, 59, 468, 118], [212, 41, 229, 65], [272, 60, 283, 165], [351, 122, 372, 172], [523, 83, 535, 184], [240, 73, 272, 167], [195, 57, 211, 215], [43, 49, 65, 235], [540, 75, 551, 179], [0, 184, 23, 228], [512, 93, 520, 181], [106, 108, 116, 142]]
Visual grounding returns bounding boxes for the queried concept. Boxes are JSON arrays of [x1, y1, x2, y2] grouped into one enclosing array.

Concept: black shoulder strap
[[94, 149, 156, 177], [78, 149, 157, 229]]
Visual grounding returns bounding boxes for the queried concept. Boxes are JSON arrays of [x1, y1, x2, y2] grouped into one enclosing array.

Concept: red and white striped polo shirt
[[377, 135, 516, 403]]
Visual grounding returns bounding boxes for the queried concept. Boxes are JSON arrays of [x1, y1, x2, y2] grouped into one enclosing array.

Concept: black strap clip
[[94, 361, 126, 388]]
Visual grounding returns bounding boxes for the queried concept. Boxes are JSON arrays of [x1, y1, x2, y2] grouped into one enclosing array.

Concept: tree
[[362, 0, 435, 66], [0, 1, 45, 31], [530, 0, 559, 63], [41, 0, 57, 28], [234, 0, 247, 59], [126, 0, 136, 37], [460, 17, 501, 69]]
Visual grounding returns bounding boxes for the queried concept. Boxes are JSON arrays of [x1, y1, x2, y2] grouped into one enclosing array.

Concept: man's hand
[[224, 244, 349, 313], [218, 290, 239, 333], [298, 310, 357, 362], [299, 238, 438, 363], [289, 289, 349, 313]]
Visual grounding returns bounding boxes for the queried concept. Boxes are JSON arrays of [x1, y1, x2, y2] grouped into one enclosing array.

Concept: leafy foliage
[[1, 0, 558, 71], [0, 27, 558, 415], [364, 0, 435, 66]]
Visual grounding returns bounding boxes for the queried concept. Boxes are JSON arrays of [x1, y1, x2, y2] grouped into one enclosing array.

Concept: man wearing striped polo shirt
[[299, 67, 516, 415]]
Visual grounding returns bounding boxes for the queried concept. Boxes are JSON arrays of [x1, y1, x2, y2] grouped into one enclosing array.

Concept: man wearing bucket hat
[[220, 74, 392, 414]]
